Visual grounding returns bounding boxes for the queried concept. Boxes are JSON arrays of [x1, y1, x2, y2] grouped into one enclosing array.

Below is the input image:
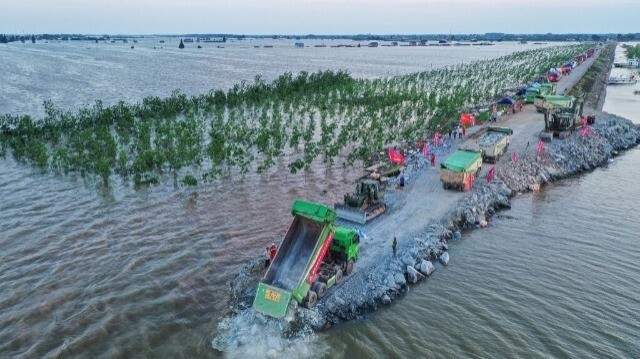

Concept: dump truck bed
[[478, 127, 512, 162], [254, 200, 336, 318], [263, 216, 324, 291], [534, 95, 574, 112], [440, 150, 482, 190], [441, 150, 482, 173]]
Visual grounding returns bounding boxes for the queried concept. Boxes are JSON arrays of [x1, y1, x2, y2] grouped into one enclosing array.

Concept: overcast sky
[[2, 0, 639, 35]]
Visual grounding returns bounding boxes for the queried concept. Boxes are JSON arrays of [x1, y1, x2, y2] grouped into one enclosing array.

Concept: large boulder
[[417, 260, 435, 276], [406, 266, 425, 284], [394, 273, 407, 286], [439, 252, 450, 265], [400, 253, 415, 267]]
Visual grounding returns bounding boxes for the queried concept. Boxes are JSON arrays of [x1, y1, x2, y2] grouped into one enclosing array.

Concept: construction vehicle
[[440, 150, 483, 191], [541, 94, 585, 140], [524, 84, 554, 103], [534, 95, 574, 113], [334, 179, 387, 224], [477, 126, 513, 163], [253, 200, 359, 319], [539, 83, 557, 95]]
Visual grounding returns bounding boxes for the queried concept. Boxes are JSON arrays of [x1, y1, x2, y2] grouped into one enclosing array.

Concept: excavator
[[540, 93, 585, 140], [334, 179, 387, 224]]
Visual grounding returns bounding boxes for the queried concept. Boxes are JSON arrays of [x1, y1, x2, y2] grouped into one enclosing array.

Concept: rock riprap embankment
[[498, 110, 639, 192]]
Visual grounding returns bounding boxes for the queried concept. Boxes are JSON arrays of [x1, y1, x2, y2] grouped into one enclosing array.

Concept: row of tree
[[0, 43, 595, 187]]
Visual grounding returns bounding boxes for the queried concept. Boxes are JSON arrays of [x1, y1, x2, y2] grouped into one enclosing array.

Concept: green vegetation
[[0, 43, 595, 187], [623, 44, 639, 59]]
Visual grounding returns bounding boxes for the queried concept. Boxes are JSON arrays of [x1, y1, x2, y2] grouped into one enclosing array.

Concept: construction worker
[[269, 243, 277, 261], [392, 237, 397, 257], [264, 247, 270, 268]]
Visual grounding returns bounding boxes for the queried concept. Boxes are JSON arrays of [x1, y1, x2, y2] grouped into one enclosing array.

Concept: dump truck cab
[[331, 226, 359, 264]]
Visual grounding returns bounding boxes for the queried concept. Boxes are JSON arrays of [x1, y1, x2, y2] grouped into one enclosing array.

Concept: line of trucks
[[439, 90, 588, 190]]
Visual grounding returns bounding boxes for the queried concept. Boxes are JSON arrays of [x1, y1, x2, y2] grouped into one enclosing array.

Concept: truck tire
[[304, 290, 318, 309], [345, 260, 354, 275], [312, 282, 327, 299], [335, 269, 343, 283]]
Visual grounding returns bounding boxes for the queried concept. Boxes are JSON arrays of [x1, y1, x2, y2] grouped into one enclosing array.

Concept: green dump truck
[[539, 83, 557, 95], [253, 200, 359, 319], [524, 85, 554, 103], [440, 149, 483, 191], [534, 95, 574, 113]]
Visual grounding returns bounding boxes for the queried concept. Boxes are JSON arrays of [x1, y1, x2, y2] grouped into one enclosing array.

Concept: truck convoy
[[253, 200, 359, 319], [334, 179, 387, 224], [440, 149, 483, 191]]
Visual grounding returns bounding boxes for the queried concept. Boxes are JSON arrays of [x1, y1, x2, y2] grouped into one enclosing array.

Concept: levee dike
[[214, 42, 639, 350]]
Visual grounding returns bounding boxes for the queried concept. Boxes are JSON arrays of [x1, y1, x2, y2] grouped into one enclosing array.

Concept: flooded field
[[1, 40, 638, 358]]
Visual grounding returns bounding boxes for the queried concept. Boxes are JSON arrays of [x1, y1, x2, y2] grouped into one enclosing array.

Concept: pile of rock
[[498, 110, 639, 193]]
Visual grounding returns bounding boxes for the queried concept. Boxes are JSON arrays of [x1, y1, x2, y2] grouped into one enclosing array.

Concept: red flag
[[487, 166, 495, 182], [388, 148, 405, 164], [464, 174, 474, 191], [460, 113, 472, 125], [537, 140, 544, 154]]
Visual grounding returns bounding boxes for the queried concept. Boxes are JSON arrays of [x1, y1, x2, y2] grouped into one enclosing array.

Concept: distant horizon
[[2, 32, 639, 37], [3, 0, 638, 35]]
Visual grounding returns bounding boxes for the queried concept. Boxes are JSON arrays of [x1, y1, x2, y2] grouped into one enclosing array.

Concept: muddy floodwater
[[1, 41, 639, 358]]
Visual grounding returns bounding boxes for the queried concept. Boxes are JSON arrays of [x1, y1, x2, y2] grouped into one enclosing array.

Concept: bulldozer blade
[[334, 204, 367, 225]]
